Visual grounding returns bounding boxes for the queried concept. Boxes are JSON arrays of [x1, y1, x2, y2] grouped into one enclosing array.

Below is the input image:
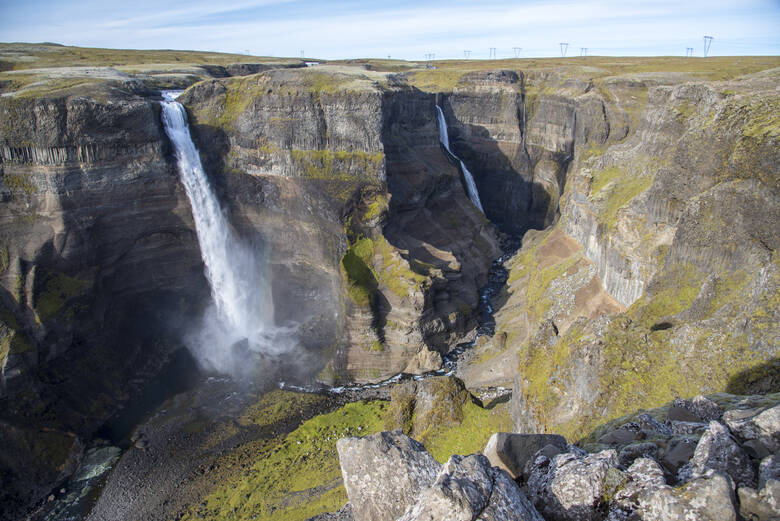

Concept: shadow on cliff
[[436, 97, 564, 238], [725, 357, 780, 395]]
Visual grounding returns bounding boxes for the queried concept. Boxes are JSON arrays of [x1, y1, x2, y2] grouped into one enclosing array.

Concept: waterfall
[[160, 91, 295, 377], [435, 106, 485, 214]]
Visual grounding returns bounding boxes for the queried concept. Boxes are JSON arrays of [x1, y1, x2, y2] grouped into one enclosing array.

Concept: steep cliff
[[182, 67, 500, 383], [0, 82, 210, 514], [492, 66, 780, 439]]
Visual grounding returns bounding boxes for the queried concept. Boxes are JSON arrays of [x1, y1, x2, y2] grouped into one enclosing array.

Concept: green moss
[[341, 234, 427, 303], [238, 390, 330, 429], [382, 378, 513, 463], [291, 148, 384, 182], [384, 386, 416, 434], [0, 244, 8, 273], [590, 166, 623, 195], [526, 254, 582, 321], [589, 165, 654, 231], [365, 340, 385, 352], [340, 242, 376, 307], [3, 172, 38, 194], [34, 270, 87, 322], [423, 400, 513, 463], [0, 305, 33, 364], [408, 69, 466, 92], [362, 193, 388, 221], [630, 262, 703, 321], [183, 400, 387, 521]]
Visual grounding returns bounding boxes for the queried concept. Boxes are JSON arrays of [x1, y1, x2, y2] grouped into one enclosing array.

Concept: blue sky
[[1, 0, 778, 59]]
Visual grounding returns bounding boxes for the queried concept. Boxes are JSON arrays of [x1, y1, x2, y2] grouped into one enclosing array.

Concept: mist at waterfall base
[[161, 91, 300, 380]]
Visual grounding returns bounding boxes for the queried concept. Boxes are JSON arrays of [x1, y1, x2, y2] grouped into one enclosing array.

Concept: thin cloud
[[1, 0, 778, 58]]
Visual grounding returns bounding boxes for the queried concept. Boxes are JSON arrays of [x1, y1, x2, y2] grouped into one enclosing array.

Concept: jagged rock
[[636, 414, 673, 437], [738, 480, 780, 521], [336, 431, 440, 521], [527, 449, 619, 521], [659, 436, 698, 475], [669, 421, 708, 435], [610, 457, 666, 516], [483, 432, 568, 480], [636, 471, 738, 521], [398, 454, 544, 521], [688, 421, 755, 487], [403, 347, 443, 375], [618, 442, 659, 466], [723, 404, 780, 454], [598, 427, 643, 445], [668, 395, 723, 422], [759, 456, 780, 489], [627, 457, 667, 489]]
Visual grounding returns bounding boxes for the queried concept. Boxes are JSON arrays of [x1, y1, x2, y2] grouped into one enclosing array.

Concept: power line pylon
[[489, 47, 497, 59], [513, 47, 522, 58], [686, 47, 694, 57], [703, 35, 714, 57], [580, 47, 587, 56], [559, 42, 569, 57], [464, 50, 471, 59]]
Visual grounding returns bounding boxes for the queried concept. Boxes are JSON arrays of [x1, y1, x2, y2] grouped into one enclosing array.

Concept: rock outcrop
[[495, 66, 780, 439], [338, 431, 543, 521], [336, 431, 440, 521], [483, 432, 568, 480], [336, 392, 780, 521]]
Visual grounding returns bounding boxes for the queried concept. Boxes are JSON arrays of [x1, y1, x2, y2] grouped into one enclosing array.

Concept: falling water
[[160, 91, 295, 377], [435, 105, 485, 213]]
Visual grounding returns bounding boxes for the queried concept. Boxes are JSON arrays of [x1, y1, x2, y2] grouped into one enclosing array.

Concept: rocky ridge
[[334, 391, 780, 521]]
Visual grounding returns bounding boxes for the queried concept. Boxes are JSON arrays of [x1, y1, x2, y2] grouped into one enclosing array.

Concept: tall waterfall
[[160, 91, 295, 377], [435, 106, 485, 214]]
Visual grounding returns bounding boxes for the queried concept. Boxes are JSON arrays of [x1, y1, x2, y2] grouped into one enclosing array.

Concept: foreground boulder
[[526, 449, 620, 521], [634, 471, 738, 521], [483, 433, 568, 480], [685, 421, 755, 487], [336, 431, 440, 521], [338, 431, 542, 521], [723, 404, 780, 455], [738, 479, 780, 521], [398, 454, 544, 521], [668, 395, 723, 423]]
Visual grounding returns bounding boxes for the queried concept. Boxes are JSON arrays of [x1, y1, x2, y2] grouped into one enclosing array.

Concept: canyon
[[0, 43, 778, 520]]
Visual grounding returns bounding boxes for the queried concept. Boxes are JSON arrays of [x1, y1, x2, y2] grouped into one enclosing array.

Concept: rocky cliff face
[[493, 67, 780, 439], [0, 84, 210, 514], [182, 68, 501, 383]]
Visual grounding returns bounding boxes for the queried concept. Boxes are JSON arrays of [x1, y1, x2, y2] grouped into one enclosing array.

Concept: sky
[[1, 0, 779, 60]]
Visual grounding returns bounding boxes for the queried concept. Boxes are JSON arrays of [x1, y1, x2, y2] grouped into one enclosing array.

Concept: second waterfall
[[160, 91, 296, 378], [435, 105, 485, 214]]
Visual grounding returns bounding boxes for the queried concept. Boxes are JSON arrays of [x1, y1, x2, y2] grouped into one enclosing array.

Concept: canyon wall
[[182, 69, 501, 383], [486, 68, 780, 439], [0, 85, 209, 513]]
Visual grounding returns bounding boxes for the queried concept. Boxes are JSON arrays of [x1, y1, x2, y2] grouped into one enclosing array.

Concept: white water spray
[[435, 106, 485, 214], [160, 91, 295, 377]]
